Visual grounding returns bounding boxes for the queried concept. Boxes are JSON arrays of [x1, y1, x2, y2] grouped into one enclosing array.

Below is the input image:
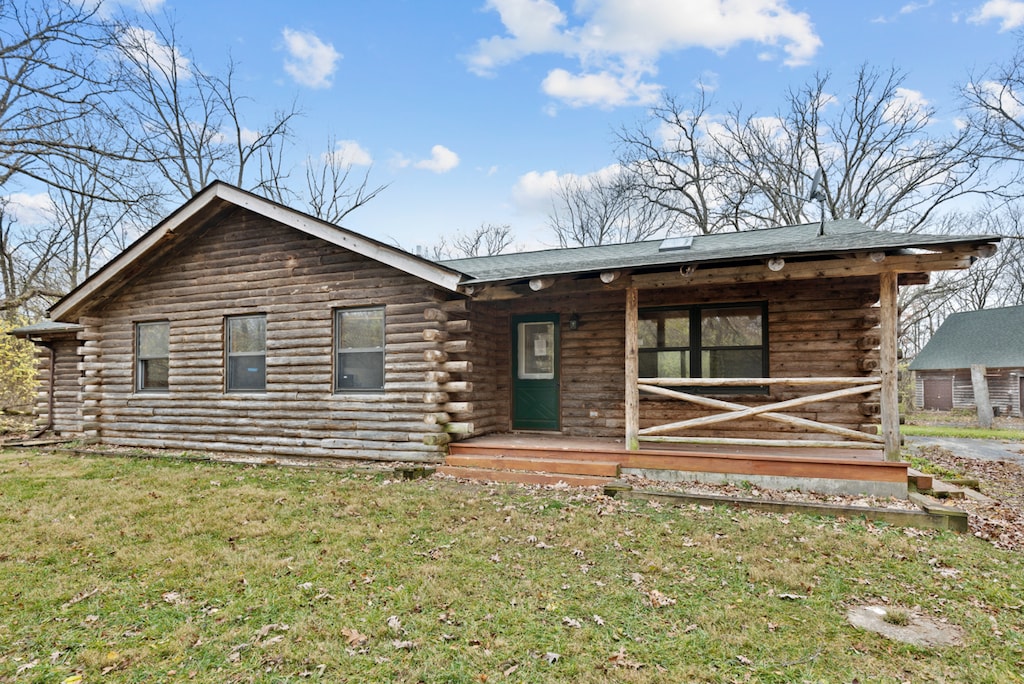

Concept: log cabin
[[14, 182, 1001, 496]]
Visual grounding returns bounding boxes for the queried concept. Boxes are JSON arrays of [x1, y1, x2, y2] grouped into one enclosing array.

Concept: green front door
[[512, 314, 560, 431]]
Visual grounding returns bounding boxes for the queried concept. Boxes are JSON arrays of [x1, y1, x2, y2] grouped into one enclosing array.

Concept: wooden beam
[[641, 376, 874, 387], [879, 271, 901, 460], [638, 383, 883, 435], [529, 277, 556, 291], [637, 383, 885, 443], [629, 249, 984, 291], [625, 286, 640, 451]]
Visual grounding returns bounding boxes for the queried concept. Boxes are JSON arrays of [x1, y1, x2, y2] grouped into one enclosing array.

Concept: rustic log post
[[879, 271, 900, 461], [625, 285, 640, 451], [971, 364, 994, 429]]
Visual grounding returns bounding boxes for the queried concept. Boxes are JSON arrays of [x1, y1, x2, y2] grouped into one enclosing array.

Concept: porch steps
[[438, 451, 620, 487]]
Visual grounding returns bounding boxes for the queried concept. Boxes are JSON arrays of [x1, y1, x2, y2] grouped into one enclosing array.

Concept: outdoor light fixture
[[568, 313, 580, 330], [767, 257, 786, 271]]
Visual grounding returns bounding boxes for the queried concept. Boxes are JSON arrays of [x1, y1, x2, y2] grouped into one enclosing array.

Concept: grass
[[900, 424, 1024, 441], [1, 451, 1023, 683]]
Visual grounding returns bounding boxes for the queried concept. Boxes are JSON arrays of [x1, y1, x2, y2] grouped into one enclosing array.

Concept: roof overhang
[[50, 182, 465, 321]]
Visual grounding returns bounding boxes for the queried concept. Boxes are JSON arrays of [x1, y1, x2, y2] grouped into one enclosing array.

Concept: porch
[[439, 433, 910, 498]]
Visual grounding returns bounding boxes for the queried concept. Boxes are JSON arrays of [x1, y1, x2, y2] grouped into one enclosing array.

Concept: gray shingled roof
[[8, 320, 83, 337], [908, 305, 1024, 370], [439, 219, 997, 284]]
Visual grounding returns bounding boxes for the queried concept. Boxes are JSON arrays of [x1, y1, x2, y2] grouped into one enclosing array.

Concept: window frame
[[334, 306, 386, 393], [225, 314, 267, 393], [639, 302, 769, 394], [135, 320, 170, 393]]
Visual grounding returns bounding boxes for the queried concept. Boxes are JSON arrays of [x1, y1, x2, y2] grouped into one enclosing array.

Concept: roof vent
[[659, 236, 693, 252]]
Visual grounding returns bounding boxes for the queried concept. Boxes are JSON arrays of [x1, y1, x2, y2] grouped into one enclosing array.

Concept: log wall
[[79, 207, 451, 462], [31, 335, 83, 435], [914, 368, 1023, 417]]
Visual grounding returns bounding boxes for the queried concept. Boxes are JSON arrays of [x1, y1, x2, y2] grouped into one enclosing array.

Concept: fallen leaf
[[737, 655, 754, 666], [562, 616, 582, 629], [342, 628, 368, 646], [608, 648, 643, 669], [543, 652, 560, 664], [777, 593, 807, 600], [387, 615, 402, 634], [592, 615, 605, 626], [648, 589, 676, 607], [392, 640, 415, 650]]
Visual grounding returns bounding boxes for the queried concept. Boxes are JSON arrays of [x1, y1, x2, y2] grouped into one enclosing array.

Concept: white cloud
[[468, 0, 821, 109], [282, 28, 341, 89], [3, 193, 56, 226], [542, 68, 661, 108], [884, 87, 931, 124], [324, 140, 373, 167], [119, 25, 190, 80], [901, 0, 935, 14], [414, 145, 460, 173], [969, 0, 1024, 30], [971, 80, 1024, 118], [511, 164, 621, 213]]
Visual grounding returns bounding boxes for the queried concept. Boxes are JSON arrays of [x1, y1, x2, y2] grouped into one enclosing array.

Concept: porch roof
[[441, 220, 999, 285]]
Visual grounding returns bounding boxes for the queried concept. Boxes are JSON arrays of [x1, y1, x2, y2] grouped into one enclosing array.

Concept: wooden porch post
[[879, 271, 901, 461], [625, 285, 640, 450]]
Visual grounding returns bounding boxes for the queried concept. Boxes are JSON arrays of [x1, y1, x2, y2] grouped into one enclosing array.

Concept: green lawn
[[1, 451, 1022, 683], [899, 424, 1024, 441]]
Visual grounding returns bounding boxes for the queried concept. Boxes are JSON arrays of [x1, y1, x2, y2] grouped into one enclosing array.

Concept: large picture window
[[639, 303, 767, 388], [335, 307, 385, 392], [226, 315, 266, 392], [136, 321, 169, 391]]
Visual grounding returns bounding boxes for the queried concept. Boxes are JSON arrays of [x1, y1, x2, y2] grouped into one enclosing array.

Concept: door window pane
[[518, 322, 555, 379]]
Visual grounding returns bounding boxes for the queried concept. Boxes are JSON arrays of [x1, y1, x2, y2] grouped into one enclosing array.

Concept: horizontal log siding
[[466, 276, 883, 441], [84, 208, 447, 462], [914, 368, 1024, 417], [31, 336, 83, 435]]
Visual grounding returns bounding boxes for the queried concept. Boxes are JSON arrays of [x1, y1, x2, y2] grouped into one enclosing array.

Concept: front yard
[[1, 451, 1022, 683]]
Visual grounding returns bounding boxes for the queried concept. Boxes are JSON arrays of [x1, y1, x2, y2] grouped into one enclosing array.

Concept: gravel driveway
[[906, 436, 1024, 466]]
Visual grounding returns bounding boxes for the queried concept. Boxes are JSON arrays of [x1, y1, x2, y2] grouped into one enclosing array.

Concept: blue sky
[[29, 1, 1024, 250]]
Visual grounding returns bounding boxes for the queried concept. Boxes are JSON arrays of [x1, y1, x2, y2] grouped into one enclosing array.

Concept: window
[[136, 321, 169, 391], [639, 303, 767, 388], [335, 307, 384, 391], [226, 315, 266, 392]]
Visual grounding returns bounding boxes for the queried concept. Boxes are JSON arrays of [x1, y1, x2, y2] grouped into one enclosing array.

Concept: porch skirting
[[445, 434, 909, 498]]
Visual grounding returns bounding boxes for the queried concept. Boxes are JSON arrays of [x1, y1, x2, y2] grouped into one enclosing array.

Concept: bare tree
[[0, 0, 129, 197], [549, 166, 677, 247], [617, 89, 733, 235], [304, 137, 388, 225], [451, 223, 514, 257], [0, 199, 66, 316], [898, 205, 1024, 356], [109, 12, 299, 201], [426, 223, 517, 260], [622, 66, 987, 235]]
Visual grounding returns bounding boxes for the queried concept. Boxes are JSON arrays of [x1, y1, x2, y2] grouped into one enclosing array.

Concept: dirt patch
[[847, 605, 964, 647]]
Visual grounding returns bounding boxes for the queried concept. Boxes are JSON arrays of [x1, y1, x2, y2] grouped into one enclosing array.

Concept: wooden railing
[[634, 377, 883, 449]]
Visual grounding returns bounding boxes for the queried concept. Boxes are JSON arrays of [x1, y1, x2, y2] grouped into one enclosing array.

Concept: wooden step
[[907, 468, 933, 492], [446, 453, 619, 477], [448, 443, 625, 462], [436, 465, 614, 488]]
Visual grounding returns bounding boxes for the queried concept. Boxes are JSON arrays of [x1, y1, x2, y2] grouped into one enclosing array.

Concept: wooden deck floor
[[443, 433, 909, 496]]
